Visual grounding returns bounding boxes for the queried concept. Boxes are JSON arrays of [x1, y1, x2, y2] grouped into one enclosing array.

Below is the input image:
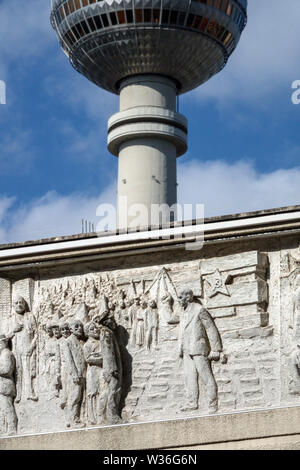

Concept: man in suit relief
[[178, 289, 222, 414]]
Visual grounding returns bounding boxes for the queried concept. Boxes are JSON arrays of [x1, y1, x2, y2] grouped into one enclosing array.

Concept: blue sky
[[0, 0, 300, 243]]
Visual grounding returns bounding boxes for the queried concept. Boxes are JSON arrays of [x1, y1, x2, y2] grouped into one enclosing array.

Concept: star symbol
[[205, 269, 231, 298]]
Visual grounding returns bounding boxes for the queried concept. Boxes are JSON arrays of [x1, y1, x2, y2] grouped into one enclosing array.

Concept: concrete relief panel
[[0, 250, 285, 437], [280, 249, 300, 400]]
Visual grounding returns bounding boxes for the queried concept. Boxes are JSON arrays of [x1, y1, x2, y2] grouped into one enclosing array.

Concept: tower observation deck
[[51, 0, 247, 228]]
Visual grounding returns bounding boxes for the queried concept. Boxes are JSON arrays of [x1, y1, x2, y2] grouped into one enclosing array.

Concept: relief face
[[0, 246, 285, 437]]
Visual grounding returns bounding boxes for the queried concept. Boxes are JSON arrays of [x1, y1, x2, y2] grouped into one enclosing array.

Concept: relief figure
[[0, 335, 17, 436], [57, 320, 71, 411], [135, 300, 147, 348], [8, 296, 38, 403], [83, 321, 103, 425], [98, 315, 122, 424], [145, 300, 159, 351], [129, 297, 140, 347], [63, 320, 86, 427], [43, 321, 61, 399], [178, 289, 222, 414]]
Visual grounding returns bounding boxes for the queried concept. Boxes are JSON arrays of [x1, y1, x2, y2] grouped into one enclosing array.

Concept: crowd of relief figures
[[2, 246, 300, 437], [0, 265, 229, 436]]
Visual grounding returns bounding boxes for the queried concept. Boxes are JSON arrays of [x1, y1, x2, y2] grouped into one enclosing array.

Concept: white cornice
[[1, 209, 300, 263]]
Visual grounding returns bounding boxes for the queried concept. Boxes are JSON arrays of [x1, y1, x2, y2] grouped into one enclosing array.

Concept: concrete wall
[[1, 406, 300, 450]]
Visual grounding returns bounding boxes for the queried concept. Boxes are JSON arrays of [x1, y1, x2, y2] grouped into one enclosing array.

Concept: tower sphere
[[51, 0, 247, 95]]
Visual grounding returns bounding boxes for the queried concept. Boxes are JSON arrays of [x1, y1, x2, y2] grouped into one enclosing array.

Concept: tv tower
[[51, 0, 247, 228]]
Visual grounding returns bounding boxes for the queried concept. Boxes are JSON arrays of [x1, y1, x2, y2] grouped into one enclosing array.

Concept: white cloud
[[178, 160, 300, 217], [0, 184, 116, 244], [0, 196, 15, 242], [0, 196, 15, 222], [189, 0, 300, 105], [1, 161, 300, 244]]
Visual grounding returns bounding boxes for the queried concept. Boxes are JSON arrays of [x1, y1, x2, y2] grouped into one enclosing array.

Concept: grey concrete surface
[[1, 406, 300, 450]]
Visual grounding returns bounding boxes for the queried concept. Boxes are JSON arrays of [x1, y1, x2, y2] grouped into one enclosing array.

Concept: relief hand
[[208, 351, 220, 361]]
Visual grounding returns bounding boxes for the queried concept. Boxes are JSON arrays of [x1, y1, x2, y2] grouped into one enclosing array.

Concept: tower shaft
[[51, 0, 248, 231], [108, 75, 188, 229]]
